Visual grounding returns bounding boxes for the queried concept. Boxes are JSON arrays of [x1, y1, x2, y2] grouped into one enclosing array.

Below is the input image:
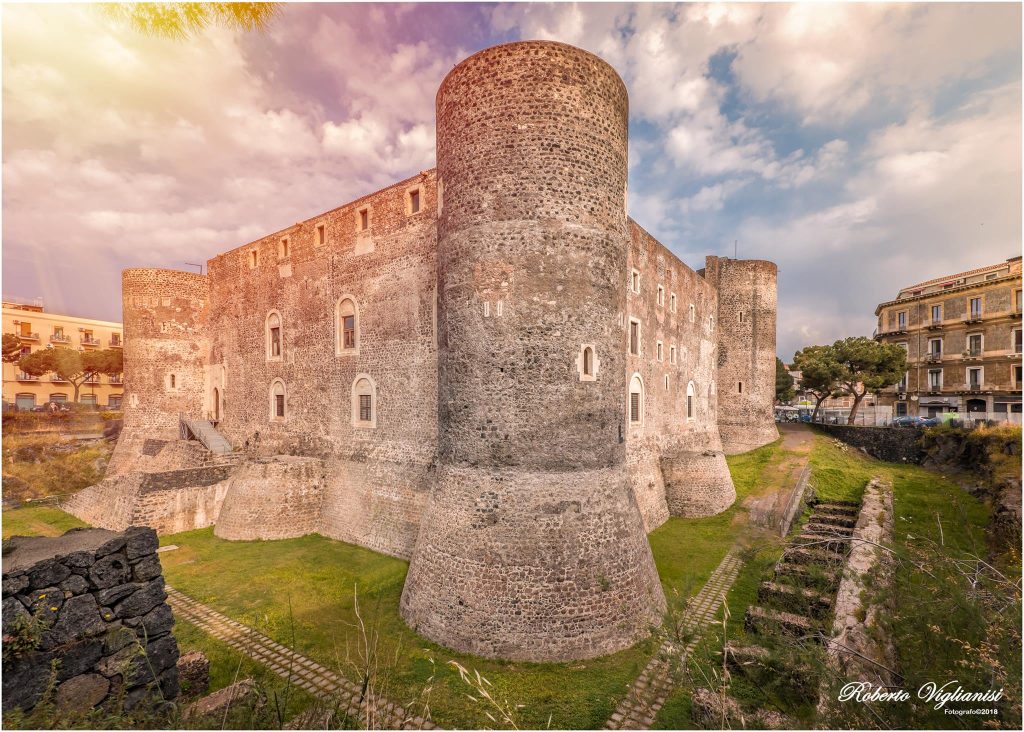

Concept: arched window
[[352, 374, 377, 429], [336, 296, 359, 355], [628, 374, 644, 426], [269, 379, 286, 421], [266, 311, 282, 361], [686, 381, 696, 420], [579, 345, 597, 381]]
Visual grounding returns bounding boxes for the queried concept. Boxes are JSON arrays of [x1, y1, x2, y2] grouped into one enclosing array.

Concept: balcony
[[1011, 309, 1022, 320], [924, 353, 943, 364], [109, 374, 123, 384], [965, 313, 984, 324], [16, 372, 38, 381], [51, 375, 68, 383], [49, 334, 71, 344], [927, 384, 943, 395], [83, 374, 101, 384], [967, 382, 984, 392], [964, 348, 983, 361], [80, 336, 100, 347], [926, 320, 944, 330], [109, 338, 123, 348], [18, 332, 39, 342]]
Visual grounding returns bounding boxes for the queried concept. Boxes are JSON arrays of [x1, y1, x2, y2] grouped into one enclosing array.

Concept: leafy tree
[[775, 356, 795, 403], [792, 344, 844, 423], [18, 348, 123, 404], [101, 2, 280, 39], [2, 333, 23, 364], [831, 336, 907, 424]]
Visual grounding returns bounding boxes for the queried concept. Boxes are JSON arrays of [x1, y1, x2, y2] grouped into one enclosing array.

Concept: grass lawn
[[2, 504, 88, 539]]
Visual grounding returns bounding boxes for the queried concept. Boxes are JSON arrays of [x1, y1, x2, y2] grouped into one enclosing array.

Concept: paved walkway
[[605, 549, 744, 730], [166, 586, 435, 730]]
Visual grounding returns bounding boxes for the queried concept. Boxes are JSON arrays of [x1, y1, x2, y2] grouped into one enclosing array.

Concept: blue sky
[[3, 2, 1021, 359]]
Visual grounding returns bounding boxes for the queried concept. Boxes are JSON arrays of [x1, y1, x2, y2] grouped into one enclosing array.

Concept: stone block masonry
[[2, 527, 180, 715], [67, 39, 779, 662], [815, 424, 925, 463]]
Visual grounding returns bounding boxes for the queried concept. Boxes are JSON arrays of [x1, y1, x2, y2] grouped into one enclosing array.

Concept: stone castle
[[68, 41, 778, 662]]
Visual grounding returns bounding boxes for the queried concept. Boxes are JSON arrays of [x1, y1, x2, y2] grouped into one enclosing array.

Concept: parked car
[[919, 417, 942, 428], [892, 415, 925, 427]]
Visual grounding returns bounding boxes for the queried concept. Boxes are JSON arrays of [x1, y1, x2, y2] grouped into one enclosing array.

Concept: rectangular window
[[1015, 365, 1022, 385], [359, 394, 372, 422], [630, 270, 640, 294], [687, 395, 693, 418], [899, 371, 908, 389], [931, 304, 941, 323], [630, 392, 640, 422], [20, 322, 31, 336], [928, 369, 942, 389], [316, 224, 326, 246], [670, 294, 677, 313], [656, 341, 663, 361], [670, 345, 676, 364], [53, 327, 63, 338], [359, 208, 369, 231], [657, 286, 664, 307], [343, 315, 355, 349], [970, 297, 982, 318], [275, 394, 285, 418], [1015, 329, 1022, 354], [689, 304, 695, 323], [110, 333, 121, 346], [409, 189, 421, 214], [279, 238, 289, 259], [897, 311, 907, 330], [1016, 290, 1022, 312], [270, 327, 281, 357], [629, 320, 640, 355], [968, 367, 983, 389], [929, 338, 942, 356], [967, 333, 982, 356]]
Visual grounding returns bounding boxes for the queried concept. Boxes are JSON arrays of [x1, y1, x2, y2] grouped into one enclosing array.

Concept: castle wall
[[400, 40, 666, 663], [214, 457, 325, 541], [626, 223, 735, 520], [704, 256, 780, 454], [204, 172, 439, 558]]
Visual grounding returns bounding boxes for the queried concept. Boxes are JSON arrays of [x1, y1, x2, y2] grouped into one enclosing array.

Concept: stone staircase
[[179, 416, 233, 455]]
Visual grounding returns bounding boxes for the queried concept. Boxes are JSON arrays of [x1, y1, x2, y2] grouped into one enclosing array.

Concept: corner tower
[[400, 41, 666, 661], [120, 269, 209, 439], [704, 257, 779, 454]]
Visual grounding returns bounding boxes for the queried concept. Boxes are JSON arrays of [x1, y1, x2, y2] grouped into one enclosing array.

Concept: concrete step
[[758, 581, 833, 616], [813, 502, 859, 516], [774, 561, 840, 588], [744, 606, 819, 639], [783, 546, 846, 566], [723, 642, 771, 673], [803, 521, 855, 536], [794, 534, 850, 556], [809, 511, 857, 528]]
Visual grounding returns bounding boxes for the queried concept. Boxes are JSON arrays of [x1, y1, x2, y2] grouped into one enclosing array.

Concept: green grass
[[2, 504, 88, 539]]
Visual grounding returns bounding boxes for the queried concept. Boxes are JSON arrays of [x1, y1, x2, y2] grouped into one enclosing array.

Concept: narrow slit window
[[250, 250, 259, 268], [279, 238, 289, 259], [359, 208, 369, 231], [583, 347, 594, 376], [316, 224, 326, 246], [629, 320, 640, 356], [409, 189, 421, 214]]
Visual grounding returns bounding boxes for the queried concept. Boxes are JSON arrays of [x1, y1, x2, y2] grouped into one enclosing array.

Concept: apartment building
[[3, 300, 124, 409], [874, 256, 1022, 419]]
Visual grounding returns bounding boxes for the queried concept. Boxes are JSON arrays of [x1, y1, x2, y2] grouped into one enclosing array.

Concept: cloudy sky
[[3, 2, 1021, 359]]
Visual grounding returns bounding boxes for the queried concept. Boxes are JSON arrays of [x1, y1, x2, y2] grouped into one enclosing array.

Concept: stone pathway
[[166, 586, 436, 730], [605, 549, 744, 730]]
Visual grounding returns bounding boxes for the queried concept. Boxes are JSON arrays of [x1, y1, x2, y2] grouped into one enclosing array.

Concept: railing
[[109, 338, 122, 348], [968, 382, 983, 391], [18, 332, 39, 341], [80, 337, 100, 346], [926, 319, 943, 329], [965, 312, 983, 323], [16, 372, 38, 381], [83, 374, 101, 384], [109, 374, 123, 384], [924, 353, 942, 363], [51, 374, 68, 382], [49, 334, 71, 343]]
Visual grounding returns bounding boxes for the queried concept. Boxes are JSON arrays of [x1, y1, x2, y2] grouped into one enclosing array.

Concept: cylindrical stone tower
[[705, 257, 779, 455], [121, 269, 209, 439], [400, 41, 666, 661]]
